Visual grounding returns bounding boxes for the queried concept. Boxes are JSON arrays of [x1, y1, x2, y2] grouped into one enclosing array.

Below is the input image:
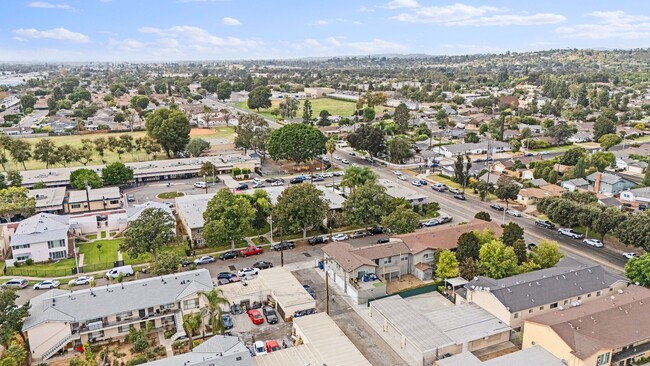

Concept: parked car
[[2, 279, 27, 289], [271, 180, 284, 186], [181, 259, 191, 267], [68, 276, 94, 286], [240, 246, 264, 257], [334, 155, 342, 160], [312, 175, 324, 182], [290, 177, 305, 184], [230, 304, 243, 315], [449, 188, 460, 194], [126, 194, 135, 202], [417, 180, 428, 185], [438, 216, 453, 224], [397, 175, 407, 181], [266, 340, 281, 353], [341, 159, 350, 164], [377, 238, 390, 244], [194, 256, 216, 265], [333, 171, 344, 177], [252, 182, 265, 188], [265, 178, 279, 183], [253, 340, 267, 355], [623, 252, 639, 260], [420, 219, 439, 227], [222, 314, 233, 330], [294, 308, 317, 318], [331, 233, 349, 241], [527, 243, 537, 250], [238, 267, 260, 277], [350, 230, 370, 239], [368, 226, 384, 235], [193, 181, 207, 188], [506, 209, 522, 217], [106, 265, 134, 279], [453, 193, 466, 200], [392, 170, 402, 175], [262, 306, 278, 324], [583, 238, 604, 248], [490, 203, 505, 211], [303, 284, 316, 299], [217, 272, 238, 281], [34, 280, 60, 290], [308, 235, 329, 245], [219, 251, 239, 260], [431, 183, 448, 192], [253, 261, 273, 270], [558, 228, 584, 239], [411, 180, 422, 187], [535, 220, 555, 229], [236, 183, 249, 191], [272, 241, 295, 251]]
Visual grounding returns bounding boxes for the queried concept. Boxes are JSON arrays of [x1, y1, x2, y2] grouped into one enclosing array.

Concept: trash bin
[[317, 260, 323, 270]]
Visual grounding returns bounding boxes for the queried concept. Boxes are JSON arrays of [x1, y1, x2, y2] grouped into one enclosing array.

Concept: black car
[[253, 261, 273, 270], [294, 308, 317, 318], [272, 240, 295, 251], [263, 306, 278, 324], [222, 314, 233, 330], [217, 272, 237, 280], [453, 193, 466, 200], [377, 238, 390, 244], [230, 304, 243, 315], [527, 243, 537, 250], [535, 220, 556, 229], [236, 183, 249, 191], [181, 259, 191, 267], [290, 177, 305, 184], [490, 203, 505, 211], [308, 235, 328, 245], [219, 250, 239, 260], [368, 226, 384, 235], [265, 177, 278, 183]]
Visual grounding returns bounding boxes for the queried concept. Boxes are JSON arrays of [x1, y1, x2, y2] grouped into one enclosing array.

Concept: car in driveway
[[240, 246, 264, 257], [266, 340, 281, 353], [431, 183, 448, 192], [308, 235, 329, 245], [583, 238, 604, 248], [217, 272, 238, 281], [350, 230, 370, 239], [126, 194, 135, 202], [506, 209, 522, 217], [331, 233, 349, 241], [272, 241, 295, 251], [194, 256, 215, 265], [2, 279, 28, 289], [248, 310, 264, 325], [535, 220, 555, 229], [453, 193, 466, 200], [490, 203, 505, 211], [253, 340, 267, 356], [222, 314, 233, 330], [262, 306, 278, 324], [253, 261, 273, 270], [219, 250, 239, 260], [303, 284, 316, 299], [623, 252, 639, 260], [68, 276, 94, 286], [558, 228, 584, 239], [238, 267, 260, 277], [34, 280, 60, 290]]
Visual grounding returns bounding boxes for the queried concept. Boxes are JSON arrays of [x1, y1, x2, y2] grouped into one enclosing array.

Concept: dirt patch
[[476, 345, 519, 361], [385, 274, 426, 294], [190, 128, 216, 136]]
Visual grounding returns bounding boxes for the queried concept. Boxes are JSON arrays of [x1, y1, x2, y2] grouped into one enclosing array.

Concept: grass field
[[235, 97, 390, 121], [10, 126, 235, 171], [157, 191, 185, 199]]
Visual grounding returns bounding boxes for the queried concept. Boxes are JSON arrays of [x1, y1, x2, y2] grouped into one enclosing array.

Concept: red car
[[247, 309, 264, 325], [241, 246, 264, 257], [266, 340, 281, 353]]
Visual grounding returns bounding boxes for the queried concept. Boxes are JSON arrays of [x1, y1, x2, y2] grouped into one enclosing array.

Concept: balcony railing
[[612, 341, 650, 362], [79, 309, 177, 333]]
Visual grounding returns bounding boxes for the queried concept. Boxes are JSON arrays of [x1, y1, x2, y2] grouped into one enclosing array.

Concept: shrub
[[242, 168, 251, 175], [154, 346, 166, 357], [13, 261, 20, 268], [243, 174, 249, 179], [474, 212, 491, 221], [232, 167, 241, 176], [25, 258, 34, 266], [126, 355, 148, 366]]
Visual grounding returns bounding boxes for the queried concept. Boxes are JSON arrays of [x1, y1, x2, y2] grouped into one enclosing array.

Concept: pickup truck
[[240, 246, 264, 257], [535, 220, 556, 229]]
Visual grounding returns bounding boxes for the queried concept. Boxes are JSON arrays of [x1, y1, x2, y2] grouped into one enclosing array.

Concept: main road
[[335, 148, 629, 274]]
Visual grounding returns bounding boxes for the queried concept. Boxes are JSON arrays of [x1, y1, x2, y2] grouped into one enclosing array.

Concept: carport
[[259, 267, 316, 320]]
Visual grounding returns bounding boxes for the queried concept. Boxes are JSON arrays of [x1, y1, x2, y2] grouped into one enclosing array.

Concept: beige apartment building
[[64, 187, 122, 214], [23, 269, 213, 362]]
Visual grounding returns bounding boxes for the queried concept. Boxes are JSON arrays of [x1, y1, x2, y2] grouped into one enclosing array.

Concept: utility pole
[[84, 180, 91, 213], [280, 227, 284, 267], [204, 174, 208, 194], [326, 271, 330, 315]]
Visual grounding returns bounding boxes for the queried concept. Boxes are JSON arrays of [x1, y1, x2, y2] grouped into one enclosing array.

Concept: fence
[[5, 261, 116, 278], [367, 282, 439, 306]]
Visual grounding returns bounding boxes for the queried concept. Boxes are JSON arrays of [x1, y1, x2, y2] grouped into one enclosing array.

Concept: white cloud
[[315, 20, 329, 25], [387, 0, 419, 9], [27, 2, 73, 9], [107, 38, 145, 51], [221, 17, 241, 26], [353, 21, 362, 25], [297, 37, 407, 55], [392, 3, 565, 26], [358, 6, 375, 13], [138, 25, 257, 47], [556, 11, 650, 40], [13, 28, 90, 43]]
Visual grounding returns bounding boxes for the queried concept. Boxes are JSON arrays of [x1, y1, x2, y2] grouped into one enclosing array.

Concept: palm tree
[[325, 139, 337, 190], [340, 166, 377, 193], [183, 312, 202, 350], [198, 289, 230, 336]]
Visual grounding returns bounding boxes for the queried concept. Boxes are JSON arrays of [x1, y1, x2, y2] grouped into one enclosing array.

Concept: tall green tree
[[501, 222, 524, 246], [495, 176, 520, 211], [183, 312, 202, 350], [387, 136, 413, 163], [247, 86, 272, 111], [559, 147, 587, 166], [574, 158, 586, 178], [0, 187, 36, 223], [19, 95, 36, 111], [279, 96, 299, 120], [216, 81, 232, 101], [529, 240, 564, 269], [102, 162, 133, 185], [245, 189, 272, 234], [625, 254, 650, 287], [121, 208, 175, 261], [393, 103, 410, 133], [198, 289, 229, 335], [381, 204, 420, 234], [343, 182, 388, 231], [591, 207, 626, 242], [643, 168, 650, 187], [347, 124, 386, 159], [593, 111, 616, 140], [148, 251, 182, 276], [70, 168, 103, 190], [453, 154, 472, 193], [0, 288, 30, 346], [615, 213, 650, 251], [268, 123, 326, 165], [478, 240, 519, 279], [302, 99, 313, 123], [435, 250, 459, 280], [0, 342, 27, 366], [186, 138, 211, 157], [8, 139, 31, 170], [459, 257, 480, 280], [145, 107, 191, 157], [33, 139, 59, 168], [234, 113, 270, 155], [340, 166, 376, 193], [273, 184, 328, 239], [203, 189, 255, 250], [456, 232, 481, 262], [598, 133, 622, 151], [6, 172, 21, 188], [363, 107, 376, 122]]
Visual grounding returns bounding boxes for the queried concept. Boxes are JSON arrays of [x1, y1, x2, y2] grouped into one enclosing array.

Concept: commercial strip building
[[253, 312, 372, 366], [23, 269, 213, 362], [523, 285, 650, 366], [378, 178, 427, 204], [366, 293, 511, 366]]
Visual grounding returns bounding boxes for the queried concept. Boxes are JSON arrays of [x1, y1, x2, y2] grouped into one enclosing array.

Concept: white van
[[105, 265, 134, 279], [194, 181, 207, 188]]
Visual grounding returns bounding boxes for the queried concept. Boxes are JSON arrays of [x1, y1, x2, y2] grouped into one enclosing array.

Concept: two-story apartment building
[[23, 269, 213, 362], [10, 213, 72, 263], [523, 285, 650, 366], [175, 193, 215, 247], [65, 187, 122, 214], [27, 187, 66, 214], [458, 258, 628, 331]]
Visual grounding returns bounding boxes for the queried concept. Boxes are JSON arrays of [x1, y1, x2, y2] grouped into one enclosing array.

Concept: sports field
[[236, 97, 390, 120]]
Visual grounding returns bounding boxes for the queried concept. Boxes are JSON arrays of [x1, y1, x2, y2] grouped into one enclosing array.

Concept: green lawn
[[235, 97, 390, 120], [427, 174, 462, 189], [79, 239, 123, 265], [528, 144, 576, 153], [158, 191, 185, 199]]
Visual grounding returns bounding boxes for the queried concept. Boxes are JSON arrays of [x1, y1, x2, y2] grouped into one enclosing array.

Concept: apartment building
[[9, 213, 72, 263], [65, 187, 122, 214], [23, 269, 213, 361]]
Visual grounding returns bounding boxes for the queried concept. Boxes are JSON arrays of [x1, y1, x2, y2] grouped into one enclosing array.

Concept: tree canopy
[[478, 240, 519, 279], [343, 182, 388, 231], [121, 208, 175, 261], [436, 250, 459, 280], [273, 184, 328, 239], [0, 187, 36, 223], [203, 189, 255, 250], [102, 162, 133, 185], [346, 124, 385, 158], [145, 107, 191, 157], [70, 168, 103, 190], [381, 204, 420, 234], [234, 113, 270, 155], [186, 138, 211, 157], [268, 123, 326, 164], [247, 86, 272, 111]]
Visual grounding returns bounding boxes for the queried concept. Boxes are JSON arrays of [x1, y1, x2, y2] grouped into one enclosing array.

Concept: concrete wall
[[522, 322, 587, 366], [29, 322, 73, 361]]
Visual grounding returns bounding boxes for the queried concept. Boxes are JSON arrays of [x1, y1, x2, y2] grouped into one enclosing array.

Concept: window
[[539, 306, 544, 310], [596, 352, 610, 365], [110, 200, 119, 205], [597, 291, 602, 296], [514, 313, 519, 319], [423, 253, 432, 259], [49, 250, 67, 260], [528, 309, 533, 314], [183, 298, 199, 310], [118, 325, 130, 333], [564, 300, 569, 305], [71, 204, 81, 209], [577, 296, 582, 300], [550, 303, 558, 309], [160, 303, 174, 310], [116, 311, 133, 321], [402, 255, 408, 261], [12, 244, 30, 250], [48, 240, 65, 249], [88, 331, 104, 340], [383, 257, 392, 264], [16, 255, 30, 261], [587, 293, 592, 298]]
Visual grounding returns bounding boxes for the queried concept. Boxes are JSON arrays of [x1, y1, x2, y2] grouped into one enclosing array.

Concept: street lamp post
[[203, 174, 208, 194]]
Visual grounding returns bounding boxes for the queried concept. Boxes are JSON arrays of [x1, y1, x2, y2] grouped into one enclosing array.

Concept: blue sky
[[1, 0, 650, 61]]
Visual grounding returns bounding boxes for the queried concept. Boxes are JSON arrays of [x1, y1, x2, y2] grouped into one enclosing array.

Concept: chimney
[[594, 172, 602, 194]]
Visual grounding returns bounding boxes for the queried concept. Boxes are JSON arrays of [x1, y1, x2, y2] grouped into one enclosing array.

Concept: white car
[[411, 180, 422, 186], [33, 280, 60, 290], [392, 170, 402, 175], [68, 276, 94, 286], [397, 175, 407, 181], [253, 340, 267, 356], [341, 159, 350, 164], [623, 252, 639, 260], [193, 181, 207, 188], [320, 172, 333, 178], [238, 267, 260, 277], [583, 238, 604, 248], [334, 156, 342, 160], [271, 180, 284, 186], [505, 209, 522, 217], [194, 256, 216, 265], [331, 233, 349, 241], [558, 228, 583, 239]]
